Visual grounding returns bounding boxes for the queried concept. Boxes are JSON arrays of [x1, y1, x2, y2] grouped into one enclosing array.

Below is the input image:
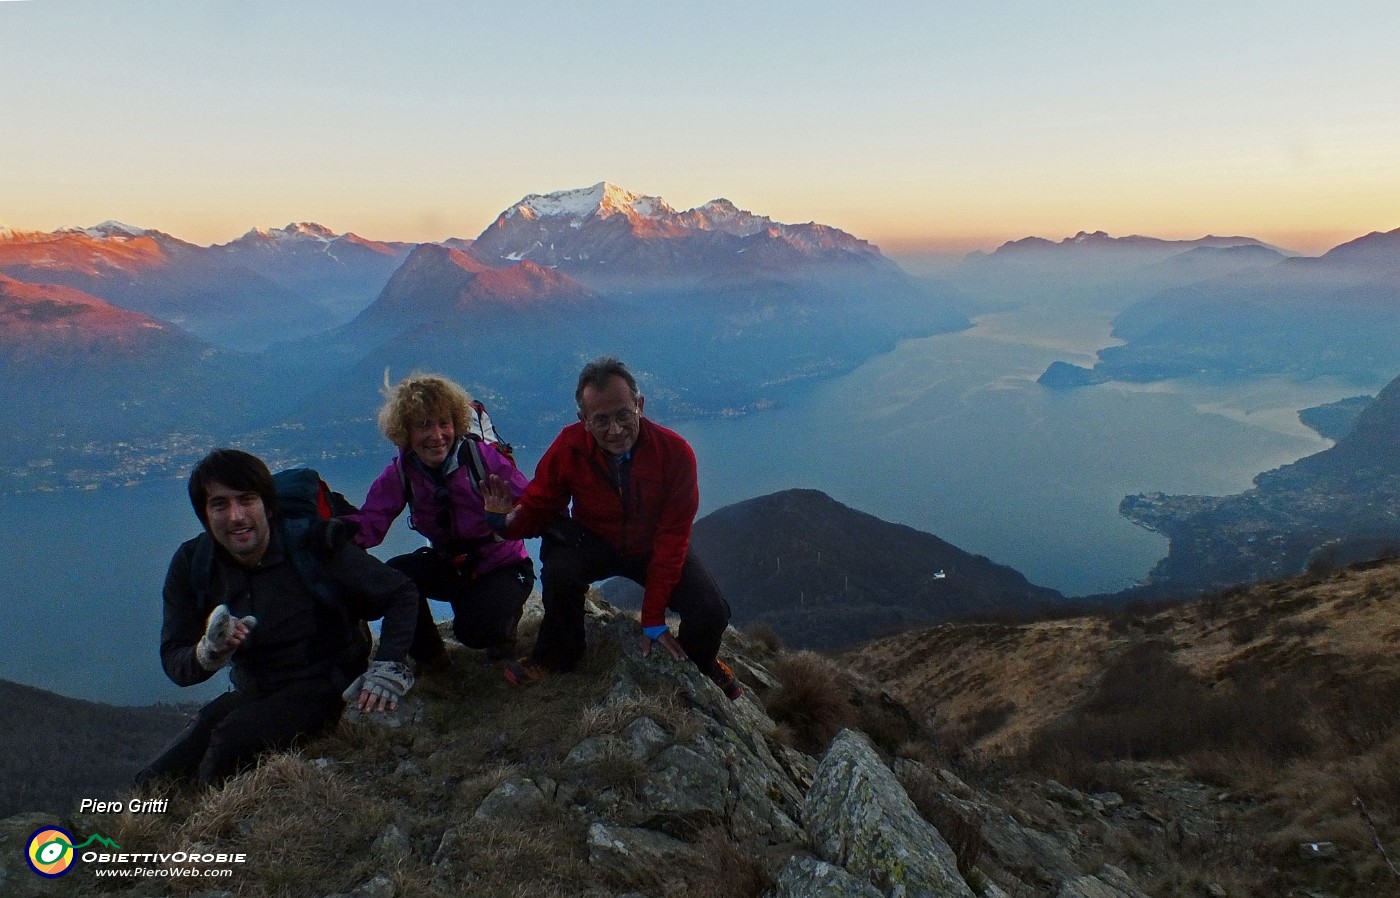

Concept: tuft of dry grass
[[664, 827, 776, 898], [742, 621, 785, 656], [761, 648, 927, 758], [571, 689, 698, 744], [762, 651, 859, 755]]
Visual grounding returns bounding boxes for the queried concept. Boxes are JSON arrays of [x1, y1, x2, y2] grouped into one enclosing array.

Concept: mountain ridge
[[469, 181, 890, 287], [607, 488, 1064, 649]]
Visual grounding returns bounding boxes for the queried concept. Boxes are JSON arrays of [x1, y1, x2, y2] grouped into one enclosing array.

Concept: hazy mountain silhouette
[[952, 231, 1277, 313], [1045, 227, 1400, 386], [606, 488, 1063, 649], [0, 275, 266, 465], [214, 222, 416, 323]]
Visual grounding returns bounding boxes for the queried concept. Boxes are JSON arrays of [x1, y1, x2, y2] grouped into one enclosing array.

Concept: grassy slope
[[846, 558, 1400, 896]]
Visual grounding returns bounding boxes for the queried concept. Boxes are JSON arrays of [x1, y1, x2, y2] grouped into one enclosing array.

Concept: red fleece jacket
[[504, 418, 698, 627]]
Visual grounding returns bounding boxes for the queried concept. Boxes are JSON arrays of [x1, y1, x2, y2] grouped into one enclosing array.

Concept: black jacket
[[160, 521, 416, 693]]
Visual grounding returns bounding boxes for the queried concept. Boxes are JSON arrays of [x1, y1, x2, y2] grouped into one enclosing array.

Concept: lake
[[0, 309, 1363, 705]]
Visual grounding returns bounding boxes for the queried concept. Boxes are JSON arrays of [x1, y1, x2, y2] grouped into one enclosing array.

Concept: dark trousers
[[388, 549, 535, 661], [136, 679, 344, 788], [531, 526, 730, 675]]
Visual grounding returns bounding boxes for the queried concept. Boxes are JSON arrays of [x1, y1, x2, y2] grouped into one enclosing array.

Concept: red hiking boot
[[503, 658, 545, 686], [708, 658, 743, 700]]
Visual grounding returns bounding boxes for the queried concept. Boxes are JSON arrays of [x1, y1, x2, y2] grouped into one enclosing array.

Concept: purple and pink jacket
[[351, 439, 530, 576]]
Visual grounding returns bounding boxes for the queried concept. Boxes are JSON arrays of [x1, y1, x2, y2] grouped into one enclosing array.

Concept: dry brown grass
[[842, 619, 1121, 761], [570, 689, 698, 744], [67, 626, 637, 897], [844, 558, 1400, 898], [762, 650, 859, 755], [742, 621, 785, 655], [663, 827, 775, 898]]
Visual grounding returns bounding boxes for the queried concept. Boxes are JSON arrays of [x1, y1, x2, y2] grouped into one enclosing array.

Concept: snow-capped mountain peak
[[246, 222, 338, 242], [472, 182, 885, 283], [682, 198, 772, 237], [67, 221, 150, 239], [511, 182, 674, 223]]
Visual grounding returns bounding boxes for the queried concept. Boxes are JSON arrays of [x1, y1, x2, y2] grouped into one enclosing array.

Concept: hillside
[[0, 680, 188, 820], [846, 558, 1400, 897], [607, 489, 1064, 649], [0, 275, 278, 485], [1, 598, 1153, 898], [1120, 368, 1400, 593], [8, 567, 1400, 896]]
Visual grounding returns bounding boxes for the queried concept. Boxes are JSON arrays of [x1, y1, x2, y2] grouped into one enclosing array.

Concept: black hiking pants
[[135, 678, 345, 788], [388, 549, 535, 662], [529, 525, 730, 676]]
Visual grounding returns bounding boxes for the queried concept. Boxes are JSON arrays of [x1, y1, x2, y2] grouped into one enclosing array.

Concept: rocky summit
[[4, 596, 1155, 898]]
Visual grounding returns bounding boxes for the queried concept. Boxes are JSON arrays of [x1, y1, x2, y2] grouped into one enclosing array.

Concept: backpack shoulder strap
[[457, 434, 487, 492], [395, 455, 420, 532], [456, 436, 505, 543], [280, 519, 341, 608]]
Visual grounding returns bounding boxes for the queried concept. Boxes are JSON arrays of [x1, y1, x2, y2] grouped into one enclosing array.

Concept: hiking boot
[[708, 658, 743, 701], [502, 658, 545, 686]]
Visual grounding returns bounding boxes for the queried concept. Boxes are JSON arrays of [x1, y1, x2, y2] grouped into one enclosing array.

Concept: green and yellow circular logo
[[25, 826, 75, 878]]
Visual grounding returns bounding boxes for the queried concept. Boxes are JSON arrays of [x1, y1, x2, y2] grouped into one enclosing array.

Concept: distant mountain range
[[1119, 368, 1400, 593], [1031, 227, 1400, 387], [605, 488, 1064, 649], [980, 230, 1276, 262], [0, 223, 339, 350], [950, 231, 1283, 317], [5, 203, 1398, 494], [0, 184, 970, 491], [472, 182, 895, 288]]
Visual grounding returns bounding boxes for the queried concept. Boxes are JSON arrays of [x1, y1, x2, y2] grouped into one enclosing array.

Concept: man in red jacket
[[482, 356, 739, 698]]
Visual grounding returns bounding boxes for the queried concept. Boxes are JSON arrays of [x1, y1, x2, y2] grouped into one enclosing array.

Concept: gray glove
[[342, 660, 415, 708], [195, 604, 258, 672]]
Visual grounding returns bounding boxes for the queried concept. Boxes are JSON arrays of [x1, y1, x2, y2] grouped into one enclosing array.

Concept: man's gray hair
[[575, 356, 639, 408]]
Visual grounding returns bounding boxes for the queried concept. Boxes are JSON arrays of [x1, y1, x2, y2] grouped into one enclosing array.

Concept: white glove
[[195, 604, 258, 672], [342, 660, 415, 710]]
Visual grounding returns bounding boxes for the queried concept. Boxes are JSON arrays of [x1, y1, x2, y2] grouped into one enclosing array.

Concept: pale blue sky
[[3, 0, 1398, 254]]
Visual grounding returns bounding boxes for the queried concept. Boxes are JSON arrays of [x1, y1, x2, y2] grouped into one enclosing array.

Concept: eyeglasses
[[584, 408, 639, 432]]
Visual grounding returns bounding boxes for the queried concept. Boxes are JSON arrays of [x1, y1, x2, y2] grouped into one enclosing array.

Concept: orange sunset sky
[[3, 1, 1398, 258]]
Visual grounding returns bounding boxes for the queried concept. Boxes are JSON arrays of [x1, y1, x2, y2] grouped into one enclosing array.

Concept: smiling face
[[579, 375, 644, 457], [205, 481, 271, 568], [409, 408, 456, 467]]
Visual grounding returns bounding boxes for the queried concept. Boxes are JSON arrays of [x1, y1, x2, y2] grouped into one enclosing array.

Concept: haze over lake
[[0, 305, 1357, 705], [686, 310, 1347, 597]]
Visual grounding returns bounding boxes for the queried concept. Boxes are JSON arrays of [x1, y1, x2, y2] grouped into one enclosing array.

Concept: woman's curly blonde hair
[[378, 371, 474, 449]]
